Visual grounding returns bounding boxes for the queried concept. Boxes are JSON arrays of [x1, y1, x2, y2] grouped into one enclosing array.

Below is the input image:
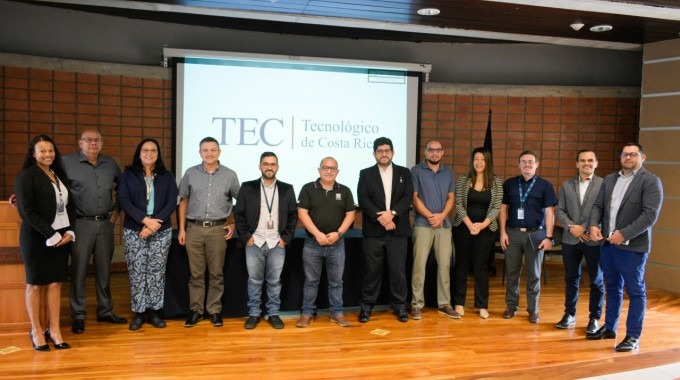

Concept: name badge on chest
[[517, 207, 524, 220]]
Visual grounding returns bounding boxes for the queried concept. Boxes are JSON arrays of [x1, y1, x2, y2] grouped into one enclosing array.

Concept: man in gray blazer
[[555, 150, 604, 334], [587, 143, 663, 352]]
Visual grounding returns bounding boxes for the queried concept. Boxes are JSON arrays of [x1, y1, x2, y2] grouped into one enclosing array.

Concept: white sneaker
[[479, 309, 489, 319], [454, 305, 465, 317]]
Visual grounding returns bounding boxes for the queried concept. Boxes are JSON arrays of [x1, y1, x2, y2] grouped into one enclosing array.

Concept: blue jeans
[[245, 243, 285, 316], [562, 242, 603, 319], [301, 237, 345, 316], [601, 244, 648, 338]]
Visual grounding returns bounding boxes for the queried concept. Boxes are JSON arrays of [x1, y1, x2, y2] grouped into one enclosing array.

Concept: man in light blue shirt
[[410, 139, 457, 320]]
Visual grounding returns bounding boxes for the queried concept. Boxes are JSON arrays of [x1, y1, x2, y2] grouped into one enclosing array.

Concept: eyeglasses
[[320, 166, 338, 172], [81, 137, 101, 144], [427, 147, 443, 153], [375, 149, 392, 155], [261, 162, 278, 168], [620, 152, 640, 158]]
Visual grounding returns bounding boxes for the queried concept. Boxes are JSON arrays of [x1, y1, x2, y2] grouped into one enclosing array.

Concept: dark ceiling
[[14, 0, 680, 50]]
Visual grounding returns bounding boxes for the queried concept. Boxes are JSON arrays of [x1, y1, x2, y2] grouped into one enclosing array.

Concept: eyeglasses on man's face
[[375, 149, 392, 155], [320, 166, 338, 172], [81, 137, 101, 144], [620, 152, 640, 158]]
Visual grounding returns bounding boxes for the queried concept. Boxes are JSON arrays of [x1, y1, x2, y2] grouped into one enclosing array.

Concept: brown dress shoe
[[438, 305, 462, 319], [410, 307, 422, 320], [528, 311, 539, 323], [502, 307, 517, 319], [330, 313, 351, 327], [296, 314, 312, 328]]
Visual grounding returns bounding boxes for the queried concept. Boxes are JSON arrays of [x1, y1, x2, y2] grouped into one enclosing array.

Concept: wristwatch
[[390, 210, 397, 216], [337, 230, 344, 238], [545, 236, 555, 245]]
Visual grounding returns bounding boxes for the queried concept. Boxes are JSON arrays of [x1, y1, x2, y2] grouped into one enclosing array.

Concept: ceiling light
[[570, 22, 585, 31], [417, 8, 440, 16], [590, 24, 613, 32]]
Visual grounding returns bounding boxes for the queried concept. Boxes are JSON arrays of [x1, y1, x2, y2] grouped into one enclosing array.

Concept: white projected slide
[[173, 52, 426, 200]]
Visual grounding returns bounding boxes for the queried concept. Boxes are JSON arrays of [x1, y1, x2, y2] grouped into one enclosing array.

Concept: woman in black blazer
[[15, 135, 75, 351]]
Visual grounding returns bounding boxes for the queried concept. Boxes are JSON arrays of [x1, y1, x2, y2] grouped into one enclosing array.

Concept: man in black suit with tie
[[357, 137, 413, 323]]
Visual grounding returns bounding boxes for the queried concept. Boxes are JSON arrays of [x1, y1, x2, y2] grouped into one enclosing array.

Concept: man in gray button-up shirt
[[61, 129, 127, 333], [178, 137, 240, 328]]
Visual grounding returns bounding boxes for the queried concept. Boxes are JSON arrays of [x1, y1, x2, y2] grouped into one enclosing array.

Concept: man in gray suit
[[554, 150, 604, 334], [587, 143, 663, 352]]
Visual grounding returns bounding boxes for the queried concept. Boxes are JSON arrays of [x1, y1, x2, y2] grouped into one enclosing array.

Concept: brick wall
[[1, 64, 173, 245], [420, 89, 639, 193], [1, 60, 640, 245]]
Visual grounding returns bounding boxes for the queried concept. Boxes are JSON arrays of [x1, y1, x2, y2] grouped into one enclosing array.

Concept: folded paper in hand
[[528, 229, 546, 251]]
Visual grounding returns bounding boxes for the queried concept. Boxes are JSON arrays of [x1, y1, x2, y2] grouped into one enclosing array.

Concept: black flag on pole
[[484, 108, 492, 155]]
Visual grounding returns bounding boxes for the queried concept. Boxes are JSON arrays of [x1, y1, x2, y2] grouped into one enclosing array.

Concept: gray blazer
[[589, 167, 663, 253], [556, 175, 603, 246]]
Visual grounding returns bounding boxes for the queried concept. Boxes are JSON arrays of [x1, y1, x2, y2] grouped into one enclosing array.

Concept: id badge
[[267, 219, 274, 230], [517, 207, 524, 220], [57, 198, 65, 214]]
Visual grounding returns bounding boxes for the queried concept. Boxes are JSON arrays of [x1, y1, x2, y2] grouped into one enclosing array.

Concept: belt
[[511, 227, 542, 232], [77, 214, 109, 221], [186, 219, 227, 227]]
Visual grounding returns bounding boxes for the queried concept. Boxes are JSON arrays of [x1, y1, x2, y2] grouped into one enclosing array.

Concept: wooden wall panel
[[642, 60, 680, 94], [645, 164, 680, 197], [640, 96, 680, 127], [644, 39, 680, 61]]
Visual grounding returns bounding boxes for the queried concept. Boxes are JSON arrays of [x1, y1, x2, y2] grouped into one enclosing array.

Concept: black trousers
[[360, 236, 408, 312], [452, 225, 495, 309]]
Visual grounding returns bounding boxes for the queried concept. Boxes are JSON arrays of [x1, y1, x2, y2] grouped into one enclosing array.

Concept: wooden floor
[[1, 259, 680, 379]]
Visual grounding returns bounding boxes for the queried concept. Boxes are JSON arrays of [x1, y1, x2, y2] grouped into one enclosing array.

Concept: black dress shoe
[[146, 309, 166, 328], [358, 310, 371, 323], [615, 336, 640, 352], [29, 331, 50, 352], [72, 319, 85, 334], [129, 313, 145, 331], [97, 313, 128, 324], [586, 326, 617, 340], [528, 311, 539, 323], [245, 316, 261, 329], [502, 307, 517, 319], [185, 310, 203, 327], [210, 313, 224, 327], [268, 315, 284, 329], [586, 318, 599, 334], [395, 309, 408, 323], [45, 329, 71, 350], [555, 314, 575, 329]]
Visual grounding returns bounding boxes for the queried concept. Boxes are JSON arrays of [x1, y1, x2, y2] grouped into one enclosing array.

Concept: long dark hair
[[22, 134, 69, 182], [125, 138, 167, 175], [466, 147, 495, 191]]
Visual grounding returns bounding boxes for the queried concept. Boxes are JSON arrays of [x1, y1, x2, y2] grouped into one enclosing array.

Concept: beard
[[427, 158, 440, 165]]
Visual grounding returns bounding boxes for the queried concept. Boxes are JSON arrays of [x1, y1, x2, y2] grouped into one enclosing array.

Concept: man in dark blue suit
[[357, 137, 413, 323], [588, 143, 663, 352]]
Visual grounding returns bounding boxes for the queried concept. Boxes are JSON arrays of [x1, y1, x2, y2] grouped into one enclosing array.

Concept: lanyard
[[145, 176, 154, 206], [518, 176, 537, 207], [261, 181, 277, 217]]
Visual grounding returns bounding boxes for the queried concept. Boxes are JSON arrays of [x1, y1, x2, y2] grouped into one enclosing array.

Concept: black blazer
[[15, 165, 76, 238], [234, 179, 298, 245], [358, 164, 413, 237]]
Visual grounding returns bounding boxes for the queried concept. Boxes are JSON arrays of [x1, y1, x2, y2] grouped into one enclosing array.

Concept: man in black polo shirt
[[499, 150, 556, 323], [296, 157, 356, 328]]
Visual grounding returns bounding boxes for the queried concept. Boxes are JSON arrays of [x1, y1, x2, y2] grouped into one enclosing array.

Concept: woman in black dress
[[15, 135, 75, 351]]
